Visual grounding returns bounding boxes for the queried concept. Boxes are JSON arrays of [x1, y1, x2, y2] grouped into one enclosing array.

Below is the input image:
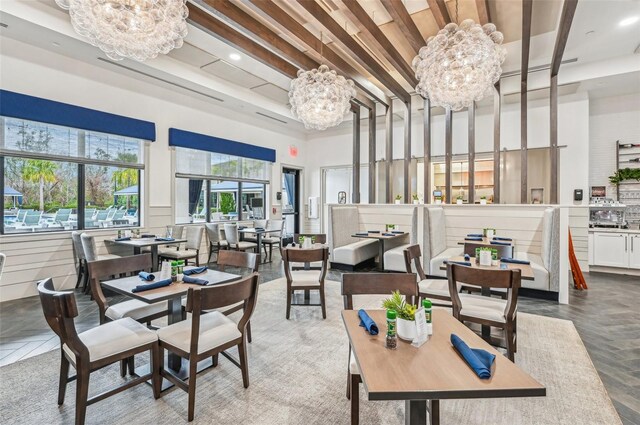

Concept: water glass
[[166, 226, 173, 238]]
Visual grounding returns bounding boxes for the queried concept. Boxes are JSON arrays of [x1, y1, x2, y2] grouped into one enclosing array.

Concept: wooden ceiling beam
[[246, 0, 387, 105], [187, 3, 298, 79], [379, 0, 425, 54], [338, 0, 419, 88], [426, 0, 452, 30], [200, 0, 318, 71], [475, 0, 491, 25], [551, 0, 579, 77], [296, 0, 410, 103]]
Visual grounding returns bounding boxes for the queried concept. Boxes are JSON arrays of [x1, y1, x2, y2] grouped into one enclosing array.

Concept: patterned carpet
[[0, 278, 622, 425]]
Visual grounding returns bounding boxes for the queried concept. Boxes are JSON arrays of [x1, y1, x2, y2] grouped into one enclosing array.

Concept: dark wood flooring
[[0, 256, 638, 424]]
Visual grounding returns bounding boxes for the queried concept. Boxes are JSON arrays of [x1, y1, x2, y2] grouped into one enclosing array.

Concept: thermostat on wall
[[574, 189, 583, 201]]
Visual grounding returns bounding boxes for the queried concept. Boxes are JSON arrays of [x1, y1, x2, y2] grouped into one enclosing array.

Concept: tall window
[[175, 147, 270, 224], [1, 117, 145, 234]]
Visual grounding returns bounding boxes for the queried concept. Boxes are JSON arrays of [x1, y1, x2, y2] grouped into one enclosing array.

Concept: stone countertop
[[589, 227, 640, 234]]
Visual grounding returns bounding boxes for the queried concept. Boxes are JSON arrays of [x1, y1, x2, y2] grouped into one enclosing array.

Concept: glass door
[[282, 168, 300, 236]]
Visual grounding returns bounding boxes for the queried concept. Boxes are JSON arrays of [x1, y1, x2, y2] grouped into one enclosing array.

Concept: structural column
[[385, 99, 393, 203], [368, 107, 377, 203], [468, 101, 476, 204], [403, 99, 411, 203], [352, 103, 361, 204], [445, 108, 453, 203], [423, 97, 431, 204], [493, 82, 501, 203]]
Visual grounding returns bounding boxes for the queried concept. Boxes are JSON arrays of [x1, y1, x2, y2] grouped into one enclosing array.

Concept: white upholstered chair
[[223, 223, 257, 252], [159, 226, 204, 266]]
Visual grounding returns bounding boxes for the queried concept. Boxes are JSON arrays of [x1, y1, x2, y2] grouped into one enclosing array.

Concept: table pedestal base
[[404, 400, 439, 425]]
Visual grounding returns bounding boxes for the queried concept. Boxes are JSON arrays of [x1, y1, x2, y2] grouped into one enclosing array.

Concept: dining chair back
[[205, 223, 226, 262], [87, 254, 157, 323], [71, 231, 86, 261], [80, 233, 98, 262], [341, 272, 418, 310], [0, 253, 5, 279], [447, 263, 521, 360], [161, 273, 259, 421], [403, 244, 427, 280], [37, 278, 160, 425], [168, 225, 185, 240], [185, 226, 204, 251], [463, 242, 513, 258], [217, 250, 259, 273], [282, 246, 329, 319], [223, 223, 240, 245]]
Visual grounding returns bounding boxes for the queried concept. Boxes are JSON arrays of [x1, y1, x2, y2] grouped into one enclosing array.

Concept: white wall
[[589, 93, 640, 199], [0, 37, 306, 301]]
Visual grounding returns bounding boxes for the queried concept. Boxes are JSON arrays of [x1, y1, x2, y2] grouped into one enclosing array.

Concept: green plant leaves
[[609, 168, 640, 185], [381, 290, 417, 320]]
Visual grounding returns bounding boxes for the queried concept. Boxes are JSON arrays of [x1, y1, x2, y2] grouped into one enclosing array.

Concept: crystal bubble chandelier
[[55, 0, 189, 62], [412, 18, 506, 111]]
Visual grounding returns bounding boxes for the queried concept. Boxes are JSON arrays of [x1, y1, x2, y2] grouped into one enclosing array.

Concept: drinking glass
[[166, 226, 173, 238]]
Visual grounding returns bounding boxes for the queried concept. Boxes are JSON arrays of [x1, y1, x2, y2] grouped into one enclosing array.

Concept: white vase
[[456, 199, 463, 205], [394, 200, 401, 204], [480, 199, 487, 205], [396, 318, 417, 341], [413, 200, 419, 204], [435, 199, 442, 205]]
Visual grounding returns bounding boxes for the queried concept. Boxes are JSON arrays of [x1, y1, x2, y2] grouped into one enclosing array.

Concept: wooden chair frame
[[403, 244, 451, 307], [282, 247, 329, 320], [341, 273, 418, 425], [216, 250, 259, 343], [37, 278, 160, 425], [447, 264, 521, 361], [159, 273, 259, 422], [289, 234, 327, 270]]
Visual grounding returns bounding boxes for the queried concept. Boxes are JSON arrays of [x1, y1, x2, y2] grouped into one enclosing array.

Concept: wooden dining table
[[439, 256, 535, 280], [351, 231, 409, 270], [238, 227, 282, 264], [342, 309, 545, 425], [101, 267, 241, 386]]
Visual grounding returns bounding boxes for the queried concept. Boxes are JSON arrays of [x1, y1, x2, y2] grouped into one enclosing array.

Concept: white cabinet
[[629, 234, 640, 269], [592, 233, 628, 267]]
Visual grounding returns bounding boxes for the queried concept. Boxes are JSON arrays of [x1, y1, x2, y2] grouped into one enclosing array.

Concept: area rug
[[0, 278, 621, 425]]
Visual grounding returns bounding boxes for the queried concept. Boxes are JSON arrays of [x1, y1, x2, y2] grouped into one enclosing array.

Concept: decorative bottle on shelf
[[423, 299, 433, 336], [386, 309, 398, 350]]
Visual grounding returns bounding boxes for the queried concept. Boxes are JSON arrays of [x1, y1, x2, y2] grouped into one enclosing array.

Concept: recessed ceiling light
[[619, 16, 639, 27], [229, 53, 241, 61]]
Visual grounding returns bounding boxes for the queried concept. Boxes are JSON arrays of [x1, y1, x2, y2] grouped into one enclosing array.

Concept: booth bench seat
[[383, 244, 411, 272], [332, 239, 379, 268], [430, 247, 465, 277], [515, 252, 550, 291]]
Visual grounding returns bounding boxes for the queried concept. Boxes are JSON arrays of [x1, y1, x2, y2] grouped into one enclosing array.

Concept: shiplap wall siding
[[569, 207, 589, 272], [0, 206, 250, 302]]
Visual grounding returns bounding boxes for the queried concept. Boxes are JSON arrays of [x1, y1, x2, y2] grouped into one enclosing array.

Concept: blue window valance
[[0, 89, 156, 141], [169, 128, 276, 162]]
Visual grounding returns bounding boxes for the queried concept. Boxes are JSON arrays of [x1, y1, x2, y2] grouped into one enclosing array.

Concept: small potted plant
[[382, 291, 418, 340], [456, 195, 463, 205], [385, 224, 396, 232], [480, 195, 487, 205], [394, 195, 402, 205], [412, 194, 420, 204], [434, 196, 442, 205]]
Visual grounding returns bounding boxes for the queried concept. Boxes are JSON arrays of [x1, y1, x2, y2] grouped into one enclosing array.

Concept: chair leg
[[212, 353, 218, 367], [187, 360, 198, 422], [506, 325, 516, 362], [286, 289, 292, 320], [319, 287, 327, 319], [119, 359, 127, 377], [246, 320, 252, 343], [75, 364, 90, 425], [58, 351, 70, 405], [269, 244, 273, 262], [238, 342, 249, 388], [350, 374, 360, 425], [346, 368, 351, 400], [151, 344, 161, 399], [75, 263, 83, 289]]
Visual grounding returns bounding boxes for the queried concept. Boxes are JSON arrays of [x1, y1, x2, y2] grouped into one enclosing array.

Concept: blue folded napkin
[[464, 254, 471, 261], [493, 236, 512, 241], [138, 271, 155, 281], [490, 240, 510, 246], [444, 260, 472, 266], [467, 233, 483, 237], [391, 231, 404, 234], [183, 266, 207, 276], [140, 234, 156, 238], [367, 230, 380, 234], [500, 257, 530, 265], [382, 233, 395, 237], [255, 227, 265, 231], [182, 275, 209, 285], [131, 278, 172, 293], [355, 232, 369, 236], [451, 334, 495, 379], [115, 236, 131, 241], [155, 237, 175, 242], [358, 309, 379, 335], [465, 237, 483, 241]]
